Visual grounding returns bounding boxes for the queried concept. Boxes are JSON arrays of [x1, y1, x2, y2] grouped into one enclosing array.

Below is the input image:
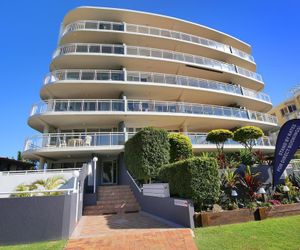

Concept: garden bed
[[258, 203, 300, 220], [194, 203, 300, 227], [194, 208, 256, 227]]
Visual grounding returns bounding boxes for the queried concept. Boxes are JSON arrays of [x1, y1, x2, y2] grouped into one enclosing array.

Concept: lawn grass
[[0, 240, 66, 250], [194, 215, 300, 250]]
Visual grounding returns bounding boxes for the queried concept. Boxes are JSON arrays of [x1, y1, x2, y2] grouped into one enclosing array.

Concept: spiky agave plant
[[223, 168, 239, 189]]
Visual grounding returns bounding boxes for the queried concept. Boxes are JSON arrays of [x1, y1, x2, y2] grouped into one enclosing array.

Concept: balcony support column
[[39, 157, 46, 170], [180, 124, 188, 133], [122, 67, 127, 81]]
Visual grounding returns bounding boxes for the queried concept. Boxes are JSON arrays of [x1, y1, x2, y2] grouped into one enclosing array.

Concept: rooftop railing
[[29, 99, 278, 125], [60, 20, 255, 63], [23, 132, 275, 152], [43, 69, 271, 103], [52, 43, 263, 83]]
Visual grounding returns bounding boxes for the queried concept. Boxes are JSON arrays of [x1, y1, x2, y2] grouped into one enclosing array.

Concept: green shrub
[[168, 133, 193, 163], [159, 157, 220, 210], [206, 129, 233, 155], [233, 126, 264, 152], [124, 127, 170, 183]]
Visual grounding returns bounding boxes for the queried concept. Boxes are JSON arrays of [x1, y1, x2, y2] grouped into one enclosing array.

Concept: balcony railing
[[60, 20, 254, 63], [52, 43, 263, 83], [29, 99, 278, 125], [23, 132, 274, 152], [43, 69, 271, 103]]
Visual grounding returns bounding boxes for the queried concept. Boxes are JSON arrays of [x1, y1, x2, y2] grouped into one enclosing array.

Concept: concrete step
[[96, 198, 137, 205], [85, 203, 140, 211], [83, 205, 140, 215]]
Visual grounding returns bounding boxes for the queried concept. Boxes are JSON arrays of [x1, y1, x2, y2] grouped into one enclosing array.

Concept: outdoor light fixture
[[231, 189, 238, 204], [283, 185, 290, 202], [283, 185, 290, 192], [92, 157, 98, 193], [257, 187, 266, 202], [231, 190, 238, 197]]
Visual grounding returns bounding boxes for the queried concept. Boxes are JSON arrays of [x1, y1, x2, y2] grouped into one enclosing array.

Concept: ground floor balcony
[[22, 132, 275, 160], [28, 99, 279, 132]]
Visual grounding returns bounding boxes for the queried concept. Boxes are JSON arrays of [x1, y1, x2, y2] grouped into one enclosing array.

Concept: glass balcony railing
[[43, 69, 271, 103], [23, 132, 274, 152], [52, 43, 263, 83], [29, 99, 278, 125], [60, 20, 254, 63]]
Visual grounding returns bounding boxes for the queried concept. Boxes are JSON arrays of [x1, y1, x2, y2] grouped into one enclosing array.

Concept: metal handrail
[[43, 69, 271, 103], [0, 189, 75, 196], [60, 20, 254, 63], [23, 132, 275, 152], [29, 99, 278, 125], [0, 168, 81, 175], [52, 43, 263, 83]]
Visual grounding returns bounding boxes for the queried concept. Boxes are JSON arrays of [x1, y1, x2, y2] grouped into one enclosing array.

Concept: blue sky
[[0, 0, 299, 158]]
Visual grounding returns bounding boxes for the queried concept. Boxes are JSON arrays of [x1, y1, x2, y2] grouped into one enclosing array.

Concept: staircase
[[83, 185, 140, 215]]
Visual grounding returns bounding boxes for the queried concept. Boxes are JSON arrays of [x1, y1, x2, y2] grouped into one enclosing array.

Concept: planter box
[[194, 208, 256, 227], [258, 203, 300, 220], [143, 183, 170, 198]]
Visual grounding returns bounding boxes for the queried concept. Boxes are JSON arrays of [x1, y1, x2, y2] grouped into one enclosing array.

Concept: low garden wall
[[118, 154, 195, 228], [194, 203, 300, 227], [0, 194, 77, 245]]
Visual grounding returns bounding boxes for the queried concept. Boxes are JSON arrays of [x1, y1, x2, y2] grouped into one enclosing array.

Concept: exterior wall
[[0, 194, 77, 245]]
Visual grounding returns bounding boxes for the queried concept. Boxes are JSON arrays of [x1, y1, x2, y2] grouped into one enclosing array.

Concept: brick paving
[[65, 213, 197, 250]]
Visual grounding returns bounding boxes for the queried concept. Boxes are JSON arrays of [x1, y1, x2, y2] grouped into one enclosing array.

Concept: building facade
[[268, 84, 300, 126], [23, 7, 279, 185]]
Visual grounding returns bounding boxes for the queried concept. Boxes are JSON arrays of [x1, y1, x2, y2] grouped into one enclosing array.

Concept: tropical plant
[[206, 129, 234, 155], [223, 168, 239, 189], [31, 176, 66, 195], [239, 166, 261, 201], [10, 176, 66, 198], [253, 150, 266, 165], [233, 126, 264, 153], [240, 148, 254, 166], [289, 173, 300, 188], [168, 133, 193, 163]]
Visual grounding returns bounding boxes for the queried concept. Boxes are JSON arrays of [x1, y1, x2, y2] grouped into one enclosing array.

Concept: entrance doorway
[[101, 160, 117, 185]]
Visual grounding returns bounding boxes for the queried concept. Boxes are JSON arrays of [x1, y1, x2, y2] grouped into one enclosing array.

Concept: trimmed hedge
[[159, 157, 220, 210], [168, 133, 193, 163], [124, 127, 170, 182]]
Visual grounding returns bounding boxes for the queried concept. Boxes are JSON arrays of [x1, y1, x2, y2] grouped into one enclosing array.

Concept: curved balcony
[[28, 99, 278, 132], [60, 20, 254, 64], [51, 43, 263, 88], [43, 69, 271, 106], [23, 132, 275, 159]]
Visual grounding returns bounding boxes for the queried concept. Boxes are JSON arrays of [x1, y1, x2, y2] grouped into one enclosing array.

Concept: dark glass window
[[99, 23, 111, 30], [113, 24, 124, 31], [85, 22, 98, 29]]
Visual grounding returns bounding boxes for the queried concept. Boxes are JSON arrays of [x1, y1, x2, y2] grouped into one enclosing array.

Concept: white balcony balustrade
[[60, 20, 254, 63], [44, 69, 271, 103], [52, 43, 263, 83], [23, 132, 274, 152], [29, 99, 278, 125]]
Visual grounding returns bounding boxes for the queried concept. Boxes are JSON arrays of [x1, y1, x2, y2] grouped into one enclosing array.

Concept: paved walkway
[[65, 213, 197, 250]]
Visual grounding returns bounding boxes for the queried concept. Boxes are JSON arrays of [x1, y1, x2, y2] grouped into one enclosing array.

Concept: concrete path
[[65, 213, 197, 250]]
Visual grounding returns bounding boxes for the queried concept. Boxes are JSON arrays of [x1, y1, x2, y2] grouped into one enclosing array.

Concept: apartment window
[[66, 72, 80, 80], [99, 23, 111, 30], [81, 72, 95, 80], [85, 22, 98, 29], [114, 46, 124, 54], [112, 23, 124, 31], [97, 72, 110, 80], [102, 46, 112, 53], [76, 45, 88, 53], [288, 105, 297, 113], [89, 45, 100, 53], [280, 109, 285, 116]]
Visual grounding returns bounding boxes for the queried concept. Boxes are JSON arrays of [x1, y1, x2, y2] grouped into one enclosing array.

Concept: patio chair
[[84, 135, 92, 146]]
